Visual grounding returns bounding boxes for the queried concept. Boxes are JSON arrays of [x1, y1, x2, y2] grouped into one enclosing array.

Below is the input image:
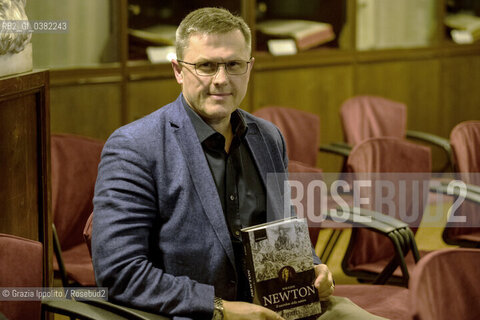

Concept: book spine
[[241, 231, 258, 304], [296, 29, 335, 51]]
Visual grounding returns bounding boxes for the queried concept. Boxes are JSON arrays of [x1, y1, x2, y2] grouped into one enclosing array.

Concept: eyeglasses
[[177, 59, 252, 76]]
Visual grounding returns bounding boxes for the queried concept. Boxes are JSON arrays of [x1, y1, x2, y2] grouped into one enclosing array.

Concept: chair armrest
[[343, 207, 421, 263], [326, 207, 419, 285], [406, 130, 451, 153], [430, 183, 480, 204], [319, 143, 351, 157], [331, 141, 352, 149], [465, 183, 480, 195], [346, 207, 409, 229], [438, 180, 480, 195], [406, 130, 453, 171], [327, 209, 397, 233], [78, 298, 171, 320]]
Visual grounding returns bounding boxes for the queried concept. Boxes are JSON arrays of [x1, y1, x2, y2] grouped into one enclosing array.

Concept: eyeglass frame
[[176, 58, 253, 76]]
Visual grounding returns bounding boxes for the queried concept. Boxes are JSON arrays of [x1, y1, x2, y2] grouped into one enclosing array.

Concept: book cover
[[256, 19, 335, 51], [241, 217, 322, 320]]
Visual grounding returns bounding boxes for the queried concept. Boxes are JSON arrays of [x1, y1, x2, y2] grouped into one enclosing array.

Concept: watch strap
[[212, 296, 224, 320]]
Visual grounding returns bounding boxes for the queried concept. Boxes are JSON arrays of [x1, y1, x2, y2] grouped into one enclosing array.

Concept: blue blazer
[[92, 94, 304, 319]]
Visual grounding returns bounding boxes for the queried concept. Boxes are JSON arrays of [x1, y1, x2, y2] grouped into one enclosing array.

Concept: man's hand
[[314, 264, 334, 300], [223, 300, 285, 320]]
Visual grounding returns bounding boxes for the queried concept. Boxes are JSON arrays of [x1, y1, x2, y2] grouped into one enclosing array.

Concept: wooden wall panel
[[50, 84, 122, 140], [355, 59, 443, 136], [441, 55, 480, 134], [46, 54, 480, 173], [354, 59, 454, 170], [127, 79, 181, 122], [251, 65, 354, 171]]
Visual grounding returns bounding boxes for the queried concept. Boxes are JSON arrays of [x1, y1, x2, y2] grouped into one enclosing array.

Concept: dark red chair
[[337, 95, 452, 172], [0, 233, 131, 320], [51, 133, 104, 287], [253, 106, 321, 169], [337, 248, 480, 320], [340, 95, 406, 146], [0, 234, 43, 319], [338, 137, 431, 286], [409, 248, 480, 320], [441, 120, 480, 247]]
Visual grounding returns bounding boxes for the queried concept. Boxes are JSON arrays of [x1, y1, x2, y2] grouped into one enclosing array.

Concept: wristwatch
[[212, 296, 224, 320]]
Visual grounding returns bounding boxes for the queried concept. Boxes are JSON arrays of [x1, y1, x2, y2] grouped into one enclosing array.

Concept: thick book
[[241, 217, 322, 320], [128, 24, 177, 46], [256, 19, 335, 51], [128, 24, 177, 60], [445, 13, 480, 44]]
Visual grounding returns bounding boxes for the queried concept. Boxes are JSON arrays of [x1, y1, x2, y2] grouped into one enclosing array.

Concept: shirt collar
[[182, 95, 215, 143], [182, 95, 248, 144]]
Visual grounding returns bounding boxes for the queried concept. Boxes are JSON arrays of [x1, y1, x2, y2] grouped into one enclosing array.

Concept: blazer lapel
[[244, 123, 275, 185], [245, 123, 287, 221], [169, 100, 236, 267]]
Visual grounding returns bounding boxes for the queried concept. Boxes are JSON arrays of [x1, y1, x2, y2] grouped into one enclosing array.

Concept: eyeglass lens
[[195, 61, 248, 75]]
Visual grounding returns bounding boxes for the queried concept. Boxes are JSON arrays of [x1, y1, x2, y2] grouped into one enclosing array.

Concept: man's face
[[172, 30, 254, 125]]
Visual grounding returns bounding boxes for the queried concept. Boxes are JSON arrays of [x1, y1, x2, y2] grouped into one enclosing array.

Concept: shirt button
[[230, 194, 235, 201], [235, 230, 240, 236]]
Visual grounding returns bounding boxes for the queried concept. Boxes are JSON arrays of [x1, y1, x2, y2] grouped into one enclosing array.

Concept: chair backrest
[[51, 133, 104, 251], [0, 233, 43, 320], [444, 120, 480, 244], [340, 95, 407, 146], [410, 248, 480, 320], [450, 120, 480, 179], [344, 137, 431, 271], [253, 106, 320, 168]]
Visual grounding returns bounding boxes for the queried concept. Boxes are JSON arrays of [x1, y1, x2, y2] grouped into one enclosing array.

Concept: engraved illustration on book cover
[[241, 217, 322, 320]]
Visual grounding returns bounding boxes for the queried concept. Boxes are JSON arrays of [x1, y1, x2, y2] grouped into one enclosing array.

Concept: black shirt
[[183, 97, 266, 300]]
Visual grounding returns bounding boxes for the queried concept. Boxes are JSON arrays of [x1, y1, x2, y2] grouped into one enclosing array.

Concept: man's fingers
[[317, 282, 335, 300], [313, 264, 334, 300]]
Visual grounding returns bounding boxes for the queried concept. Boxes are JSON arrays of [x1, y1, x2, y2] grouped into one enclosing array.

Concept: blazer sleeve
[[92, 130, 214, 319]]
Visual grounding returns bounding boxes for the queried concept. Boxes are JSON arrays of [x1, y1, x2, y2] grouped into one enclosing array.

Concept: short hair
[[175, 7, 251, 60]]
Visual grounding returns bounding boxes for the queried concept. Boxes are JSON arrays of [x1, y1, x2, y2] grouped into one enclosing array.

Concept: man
[[92, 7, 385, 320]]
